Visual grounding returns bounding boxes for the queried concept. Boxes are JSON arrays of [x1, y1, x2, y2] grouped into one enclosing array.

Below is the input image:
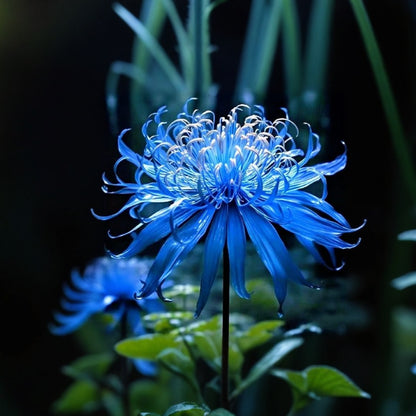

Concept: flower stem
[[120, 311, 130, 416], [193, 0, 203, 101], [221, 244, 230, 410]]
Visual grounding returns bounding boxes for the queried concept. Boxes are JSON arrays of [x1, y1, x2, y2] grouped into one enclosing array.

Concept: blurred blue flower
[[94, 101, 363, 316], [50, 256, 163, 375]]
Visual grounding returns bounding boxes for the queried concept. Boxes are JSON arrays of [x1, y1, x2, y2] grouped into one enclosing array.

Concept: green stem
[[252, 0, 283, 103], [193, 0, 203, 101], [302, 0, 334, 124], [221, 244, 230, 410], [129, 0, 166, 125], [189, 0, 212, 108], [349, 0, 416, 205], [120, 311, 130, 416], [281, 0, 302, 108], [233, 0, 265, 104]]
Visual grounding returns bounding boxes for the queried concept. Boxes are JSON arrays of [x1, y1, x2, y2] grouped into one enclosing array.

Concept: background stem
[[120, 311, 130, 416]]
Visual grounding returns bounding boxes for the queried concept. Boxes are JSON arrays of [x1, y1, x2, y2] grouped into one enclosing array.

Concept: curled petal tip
[[91, 208, 117, 221], [157, 285, 172, 303], [349, 237, 362, 249], [104, 247, 122, 260], [193, 305, 205, 318], [335, 260, 346, 271], [90, 208, 100, 219], [133, 280, 147, 300]]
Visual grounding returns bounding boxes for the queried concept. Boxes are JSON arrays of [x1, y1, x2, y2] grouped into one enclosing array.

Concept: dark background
[[1, 0, 416, 415]]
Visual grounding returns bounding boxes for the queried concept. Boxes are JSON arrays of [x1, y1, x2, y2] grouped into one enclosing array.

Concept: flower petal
[[49, 310, 91, 335], [227, 205, 250, 299], [111, 203, 196, 258], [288, 146, 346, 191], [276, 200, 361, 249], [91, 194, 142, 221], [279, 190, 351, 226], [240, 206, 316, 314], [195, 207, 228, 316], [117, 128, 142, 168], [295, 234, 340, 269], [138, 207, 215, 298]]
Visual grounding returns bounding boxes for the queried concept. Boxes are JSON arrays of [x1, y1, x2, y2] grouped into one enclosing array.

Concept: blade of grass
[[233, 0, 267, 104], [163, 0, 193, 88], [106, 61, 147, 134], [114, 3, 184, 92], [349, 0, 416, 204], [302, 0, 334, 122], [129, 0, 167, 124], [188, 0, 213, 107], [253, 0, 284, 103], [281, 0, 302, 112]]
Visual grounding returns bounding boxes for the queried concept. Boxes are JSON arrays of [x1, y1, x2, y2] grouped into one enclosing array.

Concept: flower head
[[51, 257, 162, 335], [50, 257, 163, 374], [94, 100, 363, 316]]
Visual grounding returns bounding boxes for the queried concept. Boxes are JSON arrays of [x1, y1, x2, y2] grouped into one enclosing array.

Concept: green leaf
[[181, 315, 222, 334], [115, 333, 184, 360], [62, 353, 114, 380], [190, 329, 244, 376], [305, 366, 370, 398], [230, 337, 303, 398], [164, 284, 201, 298], [192, 332, 221, 371], [391, 272, 416, 290], [209, 409, 235, 416], [228, 342, 244, 376], [398, 230, 416, 241], [162, 402, 207, 416], [130, 379, 170, 415], [102, 390, 123, 416], [51, 380, 100, 413], [237, 320, 284, 352], [271, 365, 370, 412], [283, 323, 322, 337], [157, 348, 198, 392], [392, 307, 416, 353], [143, 311, 194, 332]]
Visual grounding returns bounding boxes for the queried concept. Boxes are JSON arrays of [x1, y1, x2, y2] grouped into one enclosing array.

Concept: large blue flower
[[50, 257, 163, 374], [94, 101, 363, 317]]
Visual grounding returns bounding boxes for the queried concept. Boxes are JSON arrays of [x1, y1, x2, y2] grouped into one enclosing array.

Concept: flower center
[[145, 109, 297, 209]]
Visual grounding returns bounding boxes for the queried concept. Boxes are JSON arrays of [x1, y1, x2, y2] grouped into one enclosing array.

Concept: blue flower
[[94, 101, 363, 317], [50, 257, 163, 374]]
